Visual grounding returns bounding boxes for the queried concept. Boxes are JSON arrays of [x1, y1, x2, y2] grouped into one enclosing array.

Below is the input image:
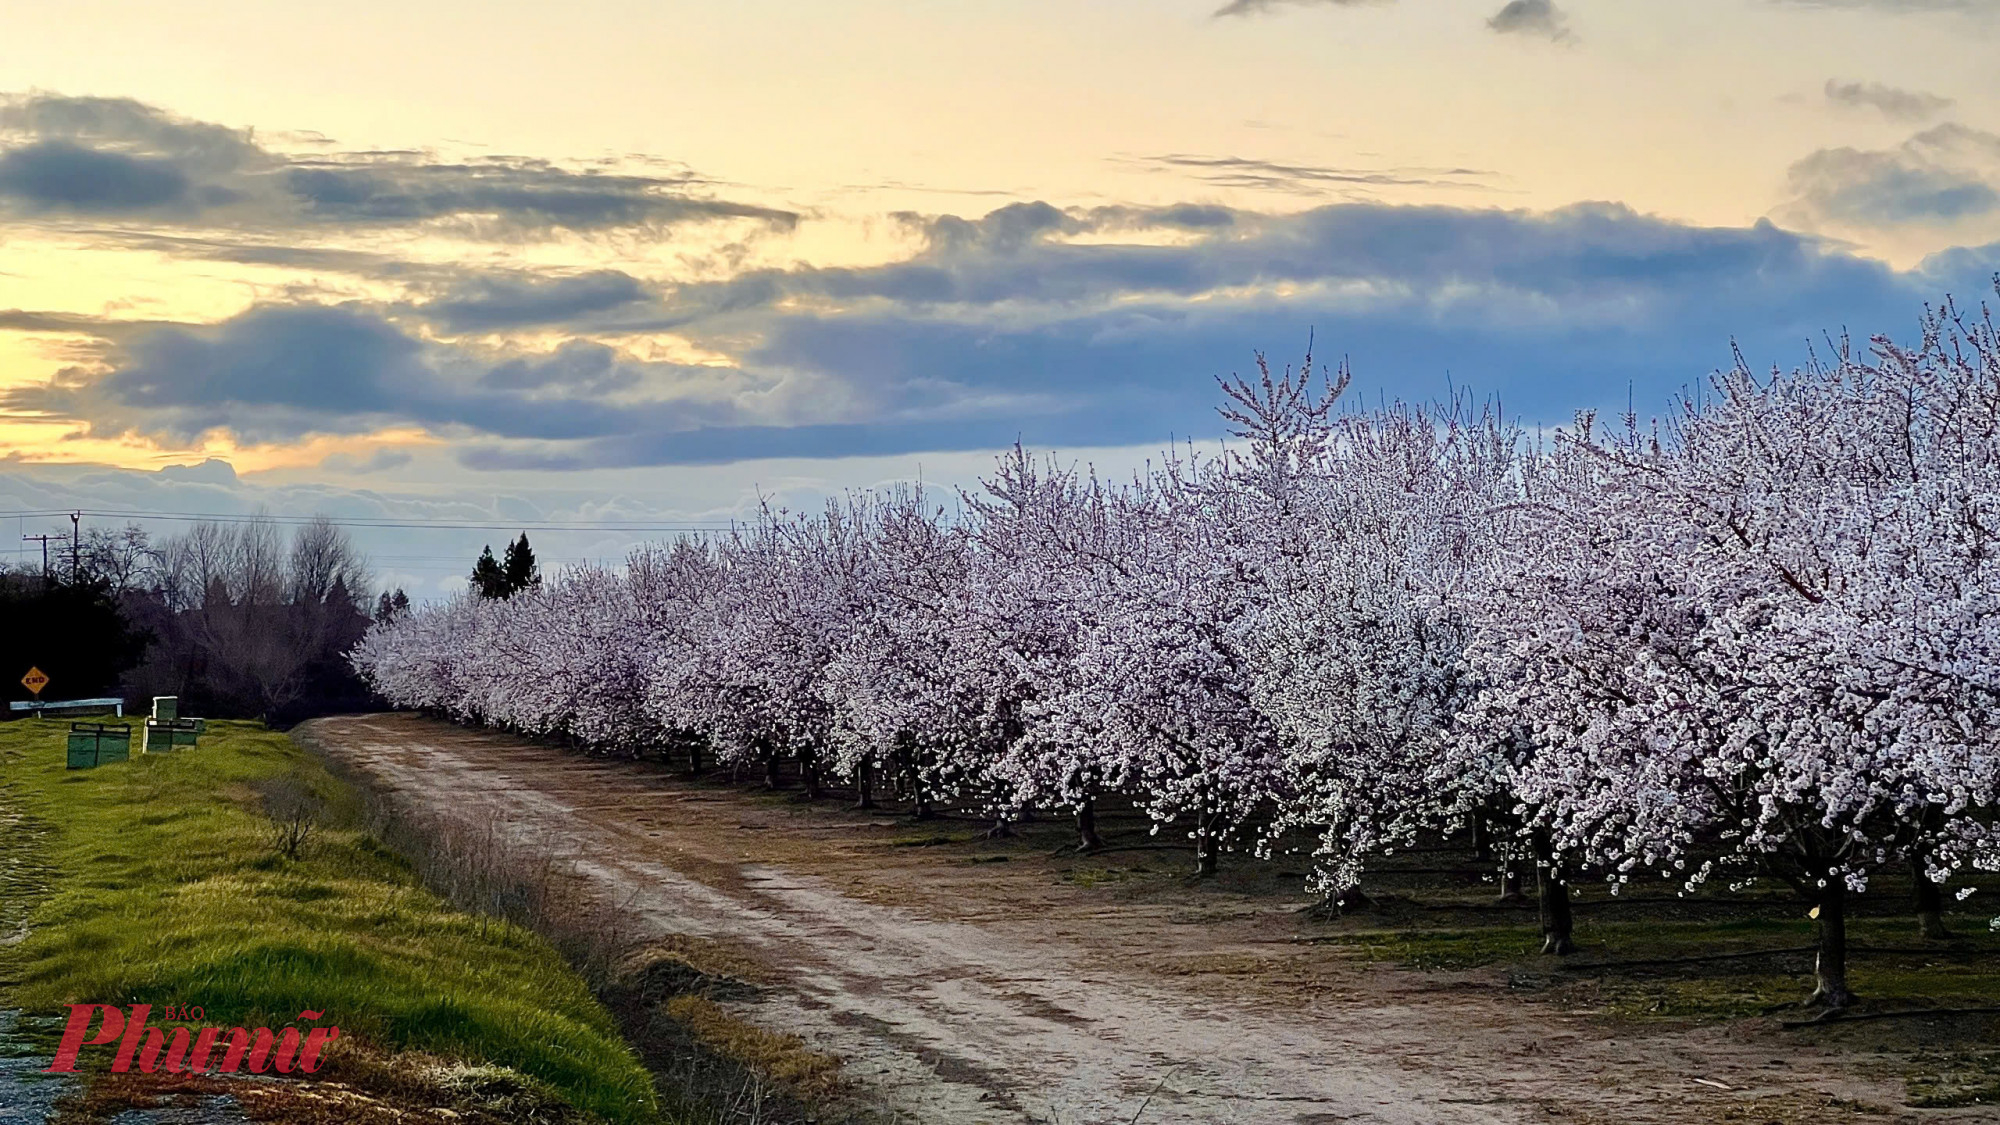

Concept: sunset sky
[[4, 0, 1999, 593]]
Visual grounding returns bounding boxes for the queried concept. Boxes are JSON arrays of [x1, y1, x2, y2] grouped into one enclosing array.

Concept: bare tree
[[132, 515, 379, 722], [231, 517, 285, 608], [288, 515, 370, 608], [78, 524, 164, 594]]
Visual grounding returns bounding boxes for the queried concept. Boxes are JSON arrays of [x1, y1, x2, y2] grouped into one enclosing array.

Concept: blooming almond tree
[[1474, 288, 2000, 1003], [1248, 391, 1522, 913], [824, 487, 1003, 813]]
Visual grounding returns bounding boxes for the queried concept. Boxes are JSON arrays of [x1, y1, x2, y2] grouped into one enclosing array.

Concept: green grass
[[0, 717, 660, 1124]]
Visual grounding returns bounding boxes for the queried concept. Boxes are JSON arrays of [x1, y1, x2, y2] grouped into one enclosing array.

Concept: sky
[[3, 0, 1999, 596]]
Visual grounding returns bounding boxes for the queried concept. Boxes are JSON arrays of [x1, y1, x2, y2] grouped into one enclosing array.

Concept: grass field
[[0, 716, 661, 1124]]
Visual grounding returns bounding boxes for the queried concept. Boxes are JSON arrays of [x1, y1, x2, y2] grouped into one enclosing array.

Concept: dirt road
[[294, 714, 1969, 1125]]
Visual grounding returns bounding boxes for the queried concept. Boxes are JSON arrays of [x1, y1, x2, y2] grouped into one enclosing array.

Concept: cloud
[[0, 94, 263, 176], [278, 158, 796, 235], [155, 458, 239, 485], [0, 308, 176, 335], [1771, 0, 1994, 11], [16, 197, 1994, 469], [1487, 0, 1575, 40], [317, 448, 413, 474], [477, 341, 647, 395], [0, 141, 202, 213], [1823, 79, 1954, 120], [3, 301, 795, 447], [95, 304, 430, 428], [0, 92, 795, 238], [1133, 154, 1493, 195], [418, 270, 650, 332], [1211, 0, 1388, 17], [75, 232, 423, 277], [1782, 124, 2000, 229]]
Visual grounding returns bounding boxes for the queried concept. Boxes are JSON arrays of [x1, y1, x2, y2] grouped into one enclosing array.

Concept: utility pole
[[70, 510, 80, 584], [22, 533, 56, 584]]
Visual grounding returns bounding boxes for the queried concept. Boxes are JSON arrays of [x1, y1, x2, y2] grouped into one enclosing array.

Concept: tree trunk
[[912, 786, 934, 821], [1193, 833, 1218, 878], [800, 752, 822, 801], [1192, 803, 1219, 879], [1075, 798, 1104, 853], [1811, 877, 1856, 1009], [1912, 852, 1952, 940], [1498, 862, 1525, 903], [981, 817, 1016, 840], [685, 742, 703, 780], [1535, 849, 1575, 955], [854, 759, 876, 810], [763, 750, 783, 791], [1471, 813, 1492, 861]]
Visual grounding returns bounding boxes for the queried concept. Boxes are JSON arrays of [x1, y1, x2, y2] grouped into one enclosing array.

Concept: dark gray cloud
[[102, 304, 427, 418], [1823, 79, 1954, 120], [1487, 0, 1574, 40], [1135, 153, 1493, 195], [17, 197, 1996, 469], [1783, 124, 2000, 228], [1212, 0, 1389, 16], [908, 199, 1081, 253], [277, 158, 795, 234], [0, 93, 795, 238], [0, 141, 197, 212], [3, 301, 760, 446], [478, 340, 645, 395], [0, 94, 264, 176], [420, 270, 650, 332]]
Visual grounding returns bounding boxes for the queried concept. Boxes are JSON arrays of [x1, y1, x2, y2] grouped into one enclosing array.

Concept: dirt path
[[294, 714, 1976, 1125]]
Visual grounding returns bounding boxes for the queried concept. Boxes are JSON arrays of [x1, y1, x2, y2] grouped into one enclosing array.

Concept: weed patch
[[1906, 1050, 2000, 1108], [663, 995, 842, 1101]]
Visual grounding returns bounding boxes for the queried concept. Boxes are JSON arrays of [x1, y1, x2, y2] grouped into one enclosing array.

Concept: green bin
[[144, 717, 201, 753], [65, 723, 131, 769]]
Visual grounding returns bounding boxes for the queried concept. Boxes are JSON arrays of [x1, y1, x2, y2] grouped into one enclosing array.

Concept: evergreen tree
[[470, 546, 509, 599], [375, 587, 412, 624], [503, 534, 541, 595]]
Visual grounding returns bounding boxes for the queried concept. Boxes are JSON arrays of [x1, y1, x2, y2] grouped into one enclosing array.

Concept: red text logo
[[44, 1005, 341, 1075]]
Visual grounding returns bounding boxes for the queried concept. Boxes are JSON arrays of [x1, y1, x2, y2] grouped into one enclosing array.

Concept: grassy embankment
[[0, 717, 660, 1124]]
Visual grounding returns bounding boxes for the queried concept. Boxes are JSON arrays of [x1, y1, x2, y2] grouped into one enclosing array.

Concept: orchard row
[[355, 290, 2000, 1009]]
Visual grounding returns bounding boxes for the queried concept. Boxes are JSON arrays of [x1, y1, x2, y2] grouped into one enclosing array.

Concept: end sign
[[21, 667, 49, 696]]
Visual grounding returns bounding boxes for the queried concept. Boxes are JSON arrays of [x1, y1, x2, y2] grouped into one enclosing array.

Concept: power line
[[0, 509, 735, 533]]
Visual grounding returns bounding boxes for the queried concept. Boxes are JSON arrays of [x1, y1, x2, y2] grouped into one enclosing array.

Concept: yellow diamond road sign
[[21, 667, 49, 696]]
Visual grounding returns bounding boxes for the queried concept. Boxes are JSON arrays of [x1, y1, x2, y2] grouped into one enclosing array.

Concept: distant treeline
[[0, 517, 399, 724]]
